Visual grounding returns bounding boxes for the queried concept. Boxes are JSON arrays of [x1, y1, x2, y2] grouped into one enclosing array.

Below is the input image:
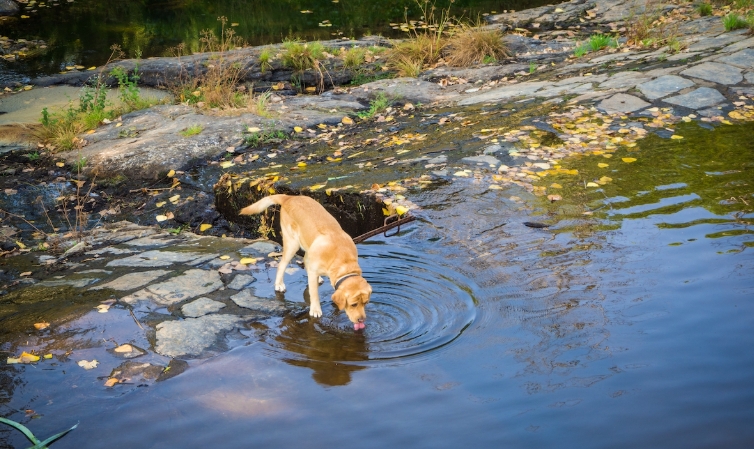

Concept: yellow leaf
[[86, 129, 96, 134], [728, 111, 744, 120], [239, 257, 257, 265], [342, 116, 354, 125], [156, 201, 166, 207], [721, 120, 733, 125], [34, 322, 50, 330], [309, 184, 326, 191], [599, 176, 613, 183], [268, 187, 276, 194], [44, 354, 53, 359], [200, 224, 212, 232], [56, 162, 65, 167], [155, 215, 168, 222], [167, 169, 175, 178], [169, 194, 180, 203], [220, 255, 231, 260], [453, 171, 470, 177], [297, 162, 307, 167], [586, 182, 599, 187], [395, 205, 409, 216], [104, 378, 119, 387], [247, 126, 261, 133], [306, 87, 317, 93], [489, 184, 503, 190], [670, 135, 683, 140], [598, 163, 609, 168], [622, 157, 637, 163], [550, 183, 562, 189], [15, 240, 27, 249], [294, 126, 303, 133], [382, 207, 391, 216], [220, 161, 235, 169], [21, 352, 40, 363], [603, 153, 614, 157], [317, 123, 327, 129]]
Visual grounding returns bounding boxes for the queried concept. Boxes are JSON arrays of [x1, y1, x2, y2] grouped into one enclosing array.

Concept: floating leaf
[[20, 352, 40, 363], [199, 224, 212, 232], [670, 135, 683, 140], [622, 157, 637, 163], [77, 360, 99, 370], [598, 163, 609, 168], [168, 194, 180, 203], [547, 194, 562, 202], [114, 344, 133, 353], [586, 182, 599, 187], [239, 257, 257, 265], [219, 161, 235, 169], [34, 322, 50, 330], [104, 378, 119, 387], [550, 183, 563, 189]]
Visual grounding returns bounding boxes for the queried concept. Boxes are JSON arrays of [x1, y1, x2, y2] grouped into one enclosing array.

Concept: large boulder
[[0, 0, 19, 15]]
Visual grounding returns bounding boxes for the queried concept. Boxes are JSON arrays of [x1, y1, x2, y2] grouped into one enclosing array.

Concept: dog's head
[[332, 276, 372, 325]]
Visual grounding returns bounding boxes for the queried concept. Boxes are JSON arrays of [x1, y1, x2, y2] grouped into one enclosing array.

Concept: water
[[1, 121, 753, 447], [0, 0, 556, 84]]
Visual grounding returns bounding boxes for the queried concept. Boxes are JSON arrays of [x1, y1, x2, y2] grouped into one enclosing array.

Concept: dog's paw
[[275, 283, 286, 292], [309, 306, 323, 318], [318, 276, 324, 285]]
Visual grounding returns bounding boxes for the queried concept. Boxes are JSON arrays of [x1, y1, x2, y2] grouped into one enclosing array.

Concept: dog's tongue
[[353, 322, 366, 331]]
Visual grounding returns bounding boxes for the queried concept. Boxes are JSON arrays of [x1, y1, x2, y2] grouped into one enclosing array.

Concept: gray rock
[[240, 240, 279, 256], [227, 274, 256, 290], [426, 155, 448, 164], [746, 72, 754, 84], [230, 290, 286, 316], [0, 0, 19, 15], [106, 250, 209, 267], [717, 49, 754, 70], [598, 72, 650, 90], [663, 87, 726, 109], [597, 93, 651, 114], [181, 297, 227, 318], [637, 75, 696, 100], [722, 37, 754, 54], [681, 62, 743, 85], [536, 83, 593, 98], [142, 269, 224, 305], [155, 315, 243, 357], [123, 235, 181, 247], [483, 144, 502, 154], [462, 155, 501, 166], [108, 361, 164, 382], [458, 81, 549, 106], [37, 278, 99, 288], [687, 32, 745, 52], [91, 270, 170, 291], [354, 78, 459, 105]]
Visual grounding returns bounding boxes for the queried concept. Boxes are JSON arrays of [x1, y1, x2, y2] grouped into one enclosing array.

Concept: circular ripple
[[262, 243, 476, 366]]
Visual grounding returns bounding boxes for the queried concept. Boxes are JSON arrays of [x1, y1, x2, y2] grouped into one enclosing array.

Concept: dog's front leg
[[307, 267, 323, 318], [275, 240, 299, 292]]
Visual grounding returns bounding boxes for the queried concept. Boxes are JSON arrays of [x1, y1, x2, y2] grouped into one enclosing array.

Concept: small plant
[[722, 12, 749, 30], [349, 71, 394, 86], [482, 54, 497, 64], [73, 155, 87, 171], [258, 47, 273, 73], [588, 33, 618, 52], [281, 39, 325, 72], [573, 43, 589, 58], [697, 2, 713, 16], [357, 92, 391, 119], [343, 46, 367, 68], [243, 127, 288, 147], [528, 61, 537, 74], [180, 125, 203, 137], [0, 417, 78, 448], [444, 25, 508, 67], [666, 36, 686, 53], [27, 151, 40, 161], [388, 1, 455, 74]]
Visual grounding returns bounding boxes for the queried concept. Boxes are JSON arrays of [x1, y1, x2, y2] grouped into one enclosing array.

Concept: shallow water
[[1, 121, 753, 447]]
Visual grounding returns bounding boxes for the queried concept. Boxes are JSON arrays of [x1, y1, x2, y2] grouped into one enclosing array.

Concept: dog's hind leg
[[306, 265, 323, 318]]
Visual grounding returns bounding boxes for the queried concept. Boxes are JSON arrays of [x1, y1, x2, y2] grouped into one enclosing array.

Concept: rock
[[717, 49, 754, 70], [462, 155, 501, 166], [230, 290, 286, 316], [135, 269, 223, 305], [535, 82, 593, 98], [353, 78, 460, 105], [227, 274, 256, 290], [155, 314, 243, 357], [107, 344, 148, 359], [681, 62, 743, 85], [91, 270, 170, 291], [597, 93, 651, 114], [106, 250, 211, 267], [0, 0, 19, 16], [240, 241, 279, 256], [457, 81, 549, 106], [37, 278, 99, 288], [123, 235, 182, 247], [687, 30, 746, 52], [486, 0, 594, 30], [637, 75, 696, 100], [181, 297, 227, 318], [108, 361, 164, 383], [597, 72, 650, 90], [663, 87, 726, 109]]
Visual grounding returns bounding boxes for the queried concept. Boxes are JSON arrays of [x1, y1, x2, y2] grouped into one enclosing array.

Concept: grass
[[349, 71, 394, 86], [243, 127, 288, 147], [529, 61, 537, 73], [343, 46, 367, 68], [573, 43, 589, 58], [444, 25, 508, 67], [722, 12, 750, 30], [588, 33, 619, 51], [357, 92, 391, 119], [180, 125, 203, 137], [626, 3, 685, 52], [258, 47, 273, 73], [1, 417, 78, 448], [281, 39, 325, 72], [697, 2, 713, 16], [387, 1, 453, 76]]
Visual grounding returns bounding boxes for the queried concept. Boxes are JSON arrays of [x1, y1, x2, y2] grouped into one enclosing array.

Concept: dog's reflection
[[271, 286, 369, 387]]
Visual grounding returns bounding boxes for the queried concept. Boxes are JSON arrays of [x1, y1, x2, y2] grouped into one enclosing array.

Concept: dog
[[239, 194, 372, 330]]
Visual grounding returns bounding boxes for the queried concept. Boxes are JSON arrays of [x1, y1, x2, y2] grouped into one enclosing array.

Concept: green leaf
[[31, 422, 79, 449], [0, 417, 40, 445]]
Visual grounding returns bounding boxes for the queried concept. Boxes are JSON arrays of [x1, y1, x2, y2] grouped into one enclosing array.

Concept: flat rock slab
[[106, 250, 211, 267], [230, 290, 286, 316], [155, 314, 243, 358], [37, 278, 99, 288], [91, 269, 171, 291], [123, 235, 183, 247], [717, 48, 754, 70], [687, 32, 744, 52], [462, 155, 501, 166], [637, 75, 696, 100], [181, 297, 227, 318], [458, 81, 549, 106], [597, 94, 651, 114], [354, 78, 460, 105], [663, 87, 726, 109], [143, 269, 223, 305], [227, 274, 256, 290], [681, 62, 743, 85], [597, 72, 650, 90], [240, 241, 279, 256], [535, 83, 593, 98]]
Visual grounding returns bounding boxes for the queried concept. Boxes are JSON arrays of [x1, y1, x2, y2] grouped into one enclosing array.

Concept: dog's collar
[[334, 273, 359, 291]]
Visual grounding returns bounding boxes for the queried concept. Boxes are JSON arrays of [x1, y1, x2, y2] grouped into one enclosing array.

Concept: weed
[[588, 33, 618, 51], [0, 417, 78, 448], [258, 47, 273, 73], [723, 12, 749, 30], [180, 125, 203, 137], [282, 39, 325, 72], [626, 4, 682, 50], [73, 155, 87, 171], [243, 127, 289, 147], [349, 71, 394, 86], [392, 54, 424, 77], [444, 25, 508, 67], [482, 54, 497, 64], [358, 92, 391, 119], [388, 0, 454, 75], [573, 43, 589, 58], [343, 46, 367, 68], [666, 36, 686, 53], [27, 151, 40, 161], [528, 61, 537, 73], [697, 2, 713, 16]]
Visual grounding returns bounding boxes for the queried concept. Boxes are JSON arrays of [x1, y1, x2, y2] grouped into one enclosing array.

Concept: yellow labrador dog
[[239, 194, 372, 330]]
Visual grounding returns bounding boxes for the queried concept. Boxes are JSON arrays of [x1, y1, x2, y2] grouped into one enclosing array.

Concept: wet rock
[[687, 30, 746, 52], [458, 81, 549, 106], [486, 0, 594, 31], [230, 290, 286, 316], [107, 344, 148, 359], [155, 314, 243, 357], [125, 269, 223, 306], [37, 278, 99, 288], [172, 192, 222, 228], [717, 49, 754, 70], [462, 155, 501, 167], [680, 62, 743, 85], [663, 87, 726, 109], [181, 297, 227, 318], [353, 78, 460, 105], [597, 93, 651, 114], [240, 241, 279, 256], [123, 235, 183, 247], [91, 270, 171, 291], [536, 82, 594, 98], [0, 0, 19, 15], [106, 250, 212, 268], [227, 274, 256, 290], [637, 75, 696, 100], [108, 361, 165, 383]]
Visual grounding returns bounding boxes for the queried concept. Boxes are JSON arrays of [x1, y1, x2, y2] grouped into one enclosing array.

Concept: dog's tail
[[238, 194, 288, 216]]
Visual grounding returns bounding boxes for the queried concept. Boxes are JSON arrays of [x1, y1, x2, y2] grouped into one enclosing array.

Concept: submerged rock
[[155, 314, 243, 357], [181, 297, 227, 318]]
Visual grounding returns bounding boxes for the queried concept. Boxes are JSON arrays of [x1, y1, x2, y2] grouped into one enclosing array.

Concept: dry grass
[[444, 25, 508, 66], [625, 1, 685, 50]]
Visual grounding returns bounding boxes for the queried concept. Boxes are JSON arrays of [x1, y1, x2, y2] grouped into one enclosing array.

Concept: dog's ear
[[331, 289, 347, 310]]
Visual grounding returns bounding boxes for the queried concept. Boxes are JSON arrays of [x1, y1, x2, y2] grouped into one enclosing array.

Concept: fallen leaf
[[247, 126, 261, 133], [155, 215, 169, 222], [586, 182, 599, 187], [104, 378, 119, 387], [199, 224, 212, 232], [34, 322, 50, 330], [294, 126, 303, 133], [156, 201, 166, 207], [395, 205, 409, 216], [598, 163, 609, 168], [96, 304, 110, 313], [167, 169, 175, 178], [219, 161, 235, 169], [78, 360, 99, 370], [622, 157, 637, 163], [239, 257, 257, 265], [56, 162, 65, 167], [16, 241, 27, 249], [20, 271, 31, 276], [342, 116, 354, 125], [219, 255, 231, 260], [168, 195, 180, 203], [114, 344, 133, 353], [670, 135, 683, 140], [547, 194, 562, 201], [550, 183, 563, 189]]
